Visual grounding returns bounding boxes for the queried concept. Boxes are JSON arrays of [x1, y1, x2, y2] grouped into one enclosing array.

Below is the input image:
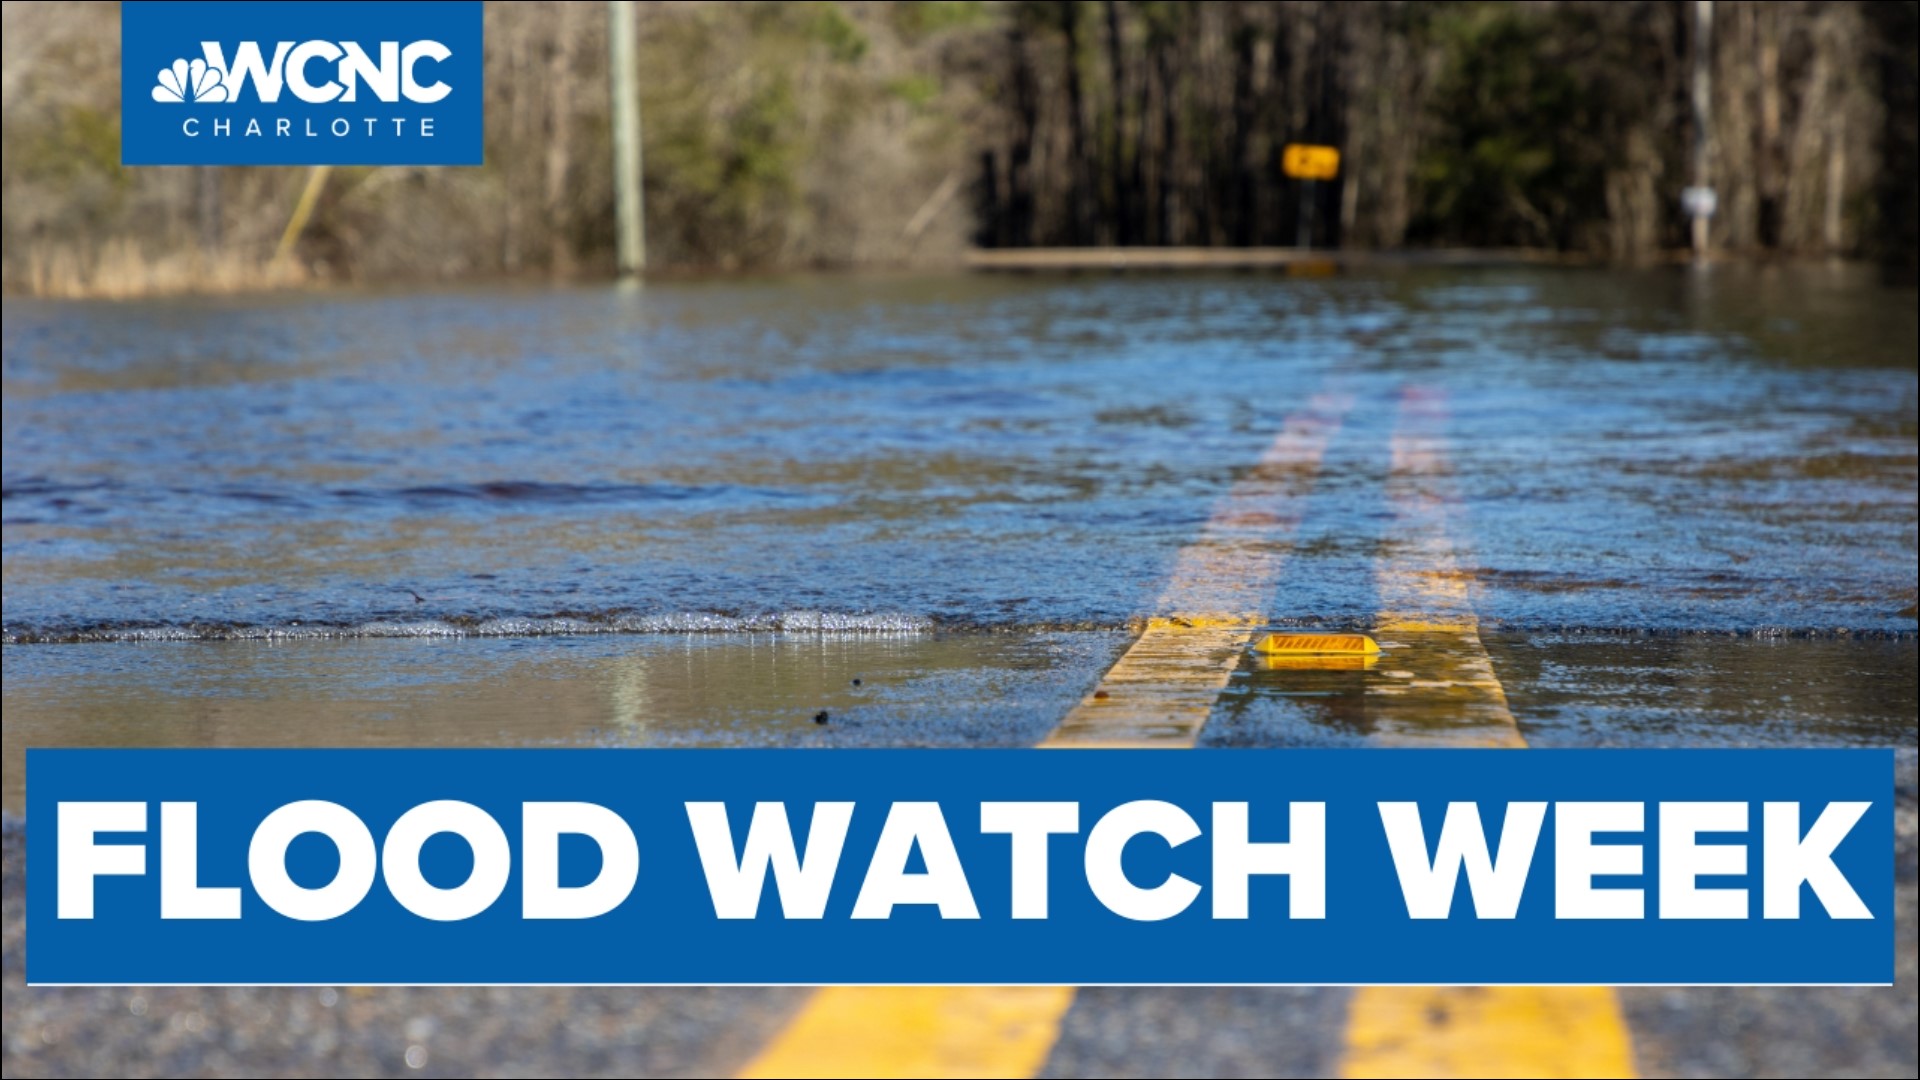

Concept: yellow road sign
[[1283, 143, 1341, 181]]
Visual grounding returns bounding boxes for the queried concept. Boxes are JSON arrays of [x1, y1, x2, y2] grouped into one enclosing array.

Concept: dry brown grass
[[20, 240, 311, 300]]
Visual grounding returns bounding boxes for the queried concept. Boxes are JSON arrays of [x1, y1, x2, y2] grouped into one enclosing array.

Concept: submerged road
[[3, 265, 1914, 641], [3, 264, 1916, 1076]]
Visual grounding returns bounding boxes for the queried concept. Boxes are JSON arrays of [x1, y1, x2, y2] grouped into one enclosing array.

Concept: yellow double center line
[[739, 393, 1351, 1078], [740, 387, 1637, 1078]]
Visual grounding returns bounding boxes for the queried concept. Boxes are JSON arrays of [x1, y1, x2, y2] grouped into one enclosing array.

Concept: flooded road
[[0, 632, 1129, 810], [4, 264, 1914, 640], [3, 262, 1916, 1079], [4, 630, 1914, 814]]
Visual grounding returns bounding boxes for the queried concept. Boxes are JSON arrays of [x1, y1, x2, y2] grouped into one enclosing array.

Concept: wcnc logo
[[121, 1, 482, 166], [147, 42, 452, 106]]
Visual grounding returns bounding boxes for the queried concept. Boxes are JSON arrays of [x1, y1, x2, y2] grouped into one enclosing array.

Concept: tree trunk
[[544, 1, 577, 276], [1060, 2, 1090, 245], [1105, 1, 1132, 246]]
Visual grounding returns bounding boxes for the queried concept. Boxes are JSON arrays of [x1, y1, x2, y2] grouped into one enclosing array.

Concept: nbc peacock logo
[[151, 57, 228, 103]]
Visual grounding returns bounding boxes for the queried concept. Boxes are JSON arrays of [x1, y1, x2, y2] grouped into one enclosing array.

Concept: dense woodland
[[2, 1, 1915, 295], [979, 0, 1916, 258]]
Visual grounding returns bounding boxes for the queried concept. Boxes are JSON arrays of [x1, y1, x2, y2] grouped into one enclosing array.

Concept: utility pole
[[1687, 0, 1714, 260], [1297, 179, 1317, 250], [609, 0, 645, 278]]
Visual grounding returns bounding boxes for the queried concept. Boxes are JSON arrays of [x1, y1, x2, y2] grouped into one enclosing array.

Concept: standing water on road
[[3, 263, 1915, 641], [5, 261, 1916, 1080]]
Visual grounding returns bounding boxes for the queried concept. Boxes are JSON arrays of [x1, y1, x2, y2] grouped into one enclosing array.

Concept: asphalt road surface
[[4, 263, 1914, 1076]]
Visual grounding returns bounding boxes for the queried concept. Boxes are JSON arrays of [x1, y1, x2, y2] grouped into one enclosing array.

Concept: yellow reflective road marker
[[1044, 394, 1351, 748], [1256, 651, 1378, 671], [738, 393, 1352, 1078], [1339, 387, 1635, 1079], [1254, 631, 1380, 656]]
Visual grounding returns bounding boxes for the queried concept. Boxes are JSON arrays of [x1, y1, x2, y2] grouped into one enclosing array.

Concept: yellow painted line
[[736, 986, 1077, 1080], [1362, 386, 1526, 750], [1043, 394, 1351, 748], [1358, 620, 1526, 750], [1038, 621, 1257, 748], [1341, 985, 1637, 1079], [737, 393, 1352, 1078], [1339, 387, 1636, 1079]]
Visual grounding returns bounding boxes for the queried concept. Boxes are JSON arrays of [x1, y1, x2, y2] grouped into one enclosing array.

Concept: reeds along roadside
[[21, 241, 308, 301]]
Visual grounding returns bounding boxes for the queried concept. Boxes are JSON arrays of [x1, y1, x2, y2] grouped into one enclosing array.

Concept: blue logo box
[[26, 748, 1892, 985], [120, 1, 483, 165]]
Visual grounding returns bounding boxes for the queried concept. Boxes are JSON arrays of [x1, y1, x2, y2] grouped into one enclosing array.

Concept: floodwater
[[5, 629, 1915, 812], [4, 264, 1914, 641], [0, 632, 1128, 810], [4, 262, 1917, 1078], [2, 263, 1916, 792]]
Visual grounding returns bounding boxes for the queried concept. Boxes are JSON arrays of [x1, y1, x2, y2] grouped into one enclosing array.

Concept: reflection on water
[[0, 631, 1127, 811], [5, 628, 1911, 811], [1493, 634, 1920, 748], [3, 263, 1914, 640], [1204, 634, 1918, 749]]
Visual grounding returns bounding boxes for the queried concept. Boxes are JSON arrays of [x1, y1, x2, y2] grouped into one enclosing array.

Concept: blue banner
[[26, 748, 1891, 985], [120, 1, 484, 165]]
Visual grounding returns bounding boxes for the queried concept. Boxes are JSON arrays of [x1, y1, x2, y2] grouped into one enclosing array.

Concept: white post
[[1689, 0, 1714, 260], [609, 1, 645, 278]]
